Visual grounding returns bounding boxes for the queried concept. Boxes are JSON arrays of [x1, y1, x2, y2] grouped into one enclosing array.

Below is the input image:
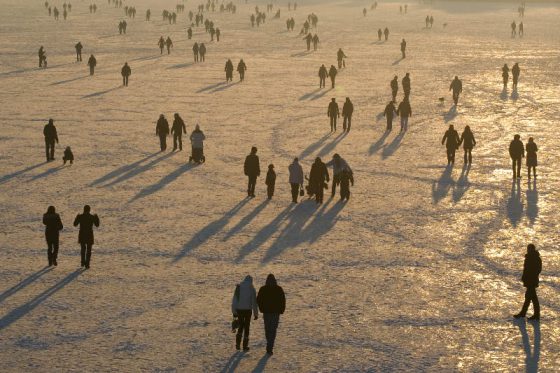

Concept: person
[[363, 8, 367, 16], [158, 36, 165, 54], [384, 27, 389, 41], [156, 114, 169, 151], [63, 146, 74, 165], [326, 153, 351, 197], [377, 28, 382, 41], [318, 64, 328, 88], [327, 98, 339, 132], [400, 38, 406, 58], [166, 37, 174, 54], [337, 48, 347, 69], [384, 101, 396, 131], [512, 63, 520, 90], [232, 275, 259, 351], [342, 97, 353, 132], [187, 27, 193, 40], [73, 205, 100, 269], [309, 157, 329, 204], [146, 9, 151, 21], [189, 124, 206, 163], [199, 43, 207, 61], [526, 137, 538, 179], [193, 43, 199, 62], [225, 59, 234, 82], [429, 15, 434, 27], [441, 125, 460, 165], [397, 98, 412, 132], [304, 33, 312, 51], [244, 147, 260, 198], [87, 54, 97, 75], [75, 41, 83, 62], [43, 119, 59, 161], [288, 157, 304, 203], [509, 134, 525, 179], [402, 72, 411, 98], [39, 46, 45, 67], [449, 76, 463, 105], [519, 22, 524, 37], [328, 65, 337, 88], [43, 206, 63, 266], [171, 113, 186, 151], [216, 28, 221, 42], [425, 15, 430, 28], [339, 168, 354, 201], [511, 21, 517, 37], [312, 34, 319, 51], [390, 76, 398, 101], [265, 164, 276, 200], [121, 62, 131, 86], [502, 64, 509, 89], [459, 126, 476, 164], [514, 244, 541, 321], [257, 274, 286, 355], [237, 59, 247, 81]]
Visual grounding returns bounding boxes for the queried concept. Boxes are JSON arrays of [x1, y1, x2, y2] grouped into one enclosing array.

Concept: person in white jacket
[[288, 157, 304, 203], [232, 275, 258, 351]]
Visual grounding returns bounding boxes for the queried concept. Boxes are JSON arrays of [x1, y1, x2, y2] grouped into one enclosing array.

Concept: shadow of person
[[432, 165, 455, 204], [29, 164, 65, 181], [223, 200, 270, 240], [129, 163, 196, 201], [507, 179, 524, 227], [250, 354, 271, 373], [369, 129, 391, 155], [444, 105, 458, 122], [197, 81, 227, 93], [220, 351, 246, 373], [526, 179, 538, 225], [299, 133, 333, 160], [299, 87, 322, 101], [310, 87, 332, 101], [0, 267, 53, 304], [317, 131, 348, 157], [90, 153, 159, 186], [511, 88, 519, 101], [381, 130, 406, 159], [392, 57, 404, 65], [514, 318, 540, 373], [500, 87, 508, 100], [102, 152, 176, 187], [452, 163, 470, 202], [81, 86, 122, 99], [0, 162, 46, 185]]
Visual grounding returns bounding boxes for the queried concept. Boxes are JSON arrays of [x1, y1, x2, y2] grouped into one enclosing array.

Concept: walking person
[[121, 62, 131, 86], [232, 275, 259, 351], [326, 153, 352, 197], [43, 206, 63, 266], [244, 147, 260, 198], [309, 157, 329, 204], [43, 119, 59, 161], [459, 125, 476, 164], [193, 42, 199, 62], [514, 244, 542, 321], [288, 157, 304, 203], [73, 205, 100, 269], [199, 43, 207, 62], [87, 54, 96, 75], [265, 164, 276, 200], [318, 64, 328, 88], [327, 98, 339, 132], [384, 101, 396, 131], [449, 76, 463, 105], [225, 59, 234, 82], [337, 48, 347, 69], [342, 97, 353, 132], [257, 274, 286, 355], [189, 124, 206, 163], [156, 114, 170, 151], [390, 75, 398, 101], [171, 113, 186, 151], [75, 41, 83, 62], [526, 137, 538, 179], [512, 63, 520, 90], [502, 64, 509, 89], [400, 38, 406, 58], [237, 59, 247, 81], [328, 65, 337, 88], [165, 36, 173, 54], [441, 125, 460, 165], [402, 72, 411, 98], [509, 134, 524, 179], [397, 97, 412, 132]]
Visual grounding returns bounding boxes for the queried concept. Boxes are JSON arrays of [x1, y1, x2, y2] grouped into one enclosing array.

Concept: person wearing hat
[[265, 164, 276, 200]]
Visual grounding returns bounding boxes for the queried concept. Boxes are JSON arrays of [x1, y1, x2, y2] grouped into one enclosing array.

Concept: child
[[63, 146, 74, 165], [339, 169, 354, 201], [42, 55, 48, 68], [265, 164, 276, 200]]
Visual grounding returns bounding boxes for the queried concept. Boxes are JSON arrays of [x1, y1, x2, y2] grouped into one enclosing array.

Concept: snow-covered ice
[[0, 0, 559, 371]]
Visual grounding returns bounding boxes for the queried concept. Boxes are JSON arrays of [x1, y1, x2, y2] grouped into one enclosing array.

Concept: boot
[[243, 338, 249, 351], [235, 334, 241, 350]]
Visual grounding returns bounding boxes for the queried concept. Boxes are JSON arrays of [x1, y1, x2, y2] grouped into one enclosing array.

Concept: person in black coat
[[156, 114, 170, 151], [441, 125, 460, 165], [509, 134, 525, 179], [43, 119, 59, 161], [171, 113, 186, 151], [244, 147, 260, 197], [257, 274, 286, 355], [121, 62, 131, 86], [514, 244, 542, 320], [342, 97, 353, 132], [73, 205, 100, 269], [265, 164, 276, 200], [459, 125, 476, 164], [309, 157, 329, 204], [384, 101, 396, 131], [43, 206, 63, 266]]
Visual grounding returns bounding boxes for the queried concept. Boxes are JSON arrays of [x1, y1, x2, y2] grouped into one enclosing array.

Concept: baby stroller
[[189, 147, 205, 164]]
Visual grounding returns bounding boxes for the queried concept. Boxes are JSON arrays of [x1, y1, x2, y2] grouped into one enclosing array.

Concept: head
[[527, 244, 537, 255], [66, 146, 71, 151], [455, 76, 458, 80], [315, 157, 321, 163], [265, 274, 277, 286], [406, 72, 410, 77], [449, 125, 454, 130], [514, 134, 520, 140], [125, 62, 128, 65], [268, 164, 274, 170], [528, 136, 534, 143], [333, 153, 341, 160], [174, 113, 179, 119], [195, 124, 200, 131], [83, 205, 91, 214], [160, 114, 164, 118], [331, 98, 336, 102], [393, 75, 397, 80], [251, 146, 257, 154], [48, 119, 53, 125], [293, 157, 299, 163], [464, 125, 471, 132], [243, 275, 253, 283], [47, 206, 56, 214], [346, 97, 350, 102]]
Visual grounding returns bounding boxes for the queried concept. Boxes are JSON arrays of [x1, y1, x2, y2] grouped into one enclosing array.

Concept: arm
[[93, 214, 100, 227], [441, 133, 447, 145], [279, 287, 286, 314], [252, 288, 259, 319], [58, 216, 64, 231], [73, 214, 80, 227]]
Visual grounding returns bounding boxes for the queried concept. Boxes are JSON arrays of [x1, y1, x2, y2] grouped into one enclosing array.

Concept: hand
[[254, 315, 258, 320]]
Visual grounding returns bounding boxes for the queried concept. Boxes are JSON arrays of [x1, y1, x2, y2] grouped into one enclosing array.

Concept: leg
[[52, 239, 59, 265], [530, 287, 540, 317], [347, 116, 351, 132], [80, 243, 87, 266], [47, 241, 54, 266], [85, 244, 92, 267], [519, 287, 533, 316], [291, 183, 299, 203], [330, 117, 334, 132], [516, 158, 522, 178], [342, 117, 347, 131], [173, 135, 178, 150], [178, 135, 182, 151]]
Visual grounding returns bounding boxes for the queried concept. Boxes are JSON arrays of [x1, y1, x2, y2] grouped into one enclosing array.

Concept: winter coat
[[402, 76, 411, 92], [257, 275, 286, 314], [397, 101, 412, 117], [442, 129, 460, 149], [73, 213, 100, 245], [526, 142, 537, 167], [171, 117, 186, 135], [237, 61, 246, 73], [156, 117, 169, 136], [329, 66, 337, 79], [266, 169, 276, 186], [327, 102, 339, 117], [512, 64, 520, 79], [199, 44, 206, 54], [460, 130, 476, 149], [384, 103, 396, 119], [342, 100, 354, 117], [64, 148, 74, 161], [43, 212, 63, 241], [232, 276, 258, 316], [318, 66, 328, 78], [521, 251, 542, 287], [190, 130, 205, 149], [288, 161, 304, 184], [325, 157, 351, 177], [87, 55, 97, 67], [509, 139, 524, 159], [43, 123, 59, 142], [450, 79, 462, 93], [75, 42, 83, 52], [309, 160, 329, 187], [244, 154, 260, 177], [225, 60, 233, 73], [121, 64, 131, 77], [390, 79, 398, 92], [337, 50, 347, 61]]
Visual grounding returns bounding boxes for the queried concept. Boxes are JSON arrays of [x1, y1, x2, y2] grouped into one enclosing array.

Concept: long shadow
[[221, 351, 246, 373], [173, 199, 250, 263], [90, 153, 159, 186], [290, 51, 313, 57], [299, 133, 332, 160], [444, 105, 458, 122], [166, 62, 195, 70], [210, 81, 240, 93], [507, 179, 523, 227], [526, 179, 538, 225], [511, 88, 519, 101], [310, 88, 332, 101], [500, 87, 508, 100], [452, 164, 470, 203], [0, 267, 52, 304], [0, 162, 46, 185], [0, 67, 41, 77], [102, 152, 175, 187], [223, 200, 269, 240], [317, 131, 348, 158], [29, 165, 65, 181], [432, 165, 455, 204], [82, 86, 122, 99], [369, 129, 391, 155], [514, 319, 540, 373], [375, 112, 385, 121], [381, 130, 406, 159], [0, 270, 82, 331], [299, 87, 322, 101], [197, 81, 227, 93], [130, 163, 196, 201], [250, 354, 271, 373], [50, 75, 89, 86], [392, 57, 404, 65]]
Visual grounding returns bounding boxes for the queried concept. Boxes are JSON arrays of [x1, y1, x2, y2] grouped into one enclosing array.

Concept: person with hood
[[43, 119, 59, 161], [232, 275, 259, 351], [512, 63, 520, 90], [449, 76, 463, 106], [459, 125, 476, 164], [225, 59, 234, 82], [327, 98, 340, 132], [193, 43, 199, 62], [121, 62, 131, 86], [397, 97, 412, 132], [384, 101, 396, 131], [216, 28, 221, 42], [318, 64, 328, 88], [400, 38, 406, 59], [390, 76, 398, 101], [384, 27, 389, 41], [187, 27, 193, 40], [502, 64, 509, 89], [171, 113, 186, 151], [237, 59, 247, 81], [328, 65, 338, 88], [87, 54, 97, 75], [75, 41, 83, 62], [526, 137, 538, 179], [288, 157, 304, 203], [402, 72, 411, 98], [158, 36, 165, 54], [43, 206, 63, 266], [509, 134, 524, 179], [189, 124, 206, 163], [265, 164, 276, 200], [514, 244, 542, 321], [441, 125, 460, 165], [342, 97, 354, 132], [326, 153, 352, 197], [244, 147, 260, 197], [309, 157, 329, 204], [63, 146, 74, 165], [156, 114, 170, 151], [73, 205, 100, 269], [257, 274, 286, 355]]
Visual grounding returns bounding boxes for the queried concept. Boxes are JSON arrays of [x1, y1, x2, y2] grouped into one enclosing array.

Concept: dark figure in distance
[[441, 124, 460, 165], [519, 22, 524, 37], [459, 125, 476, 164], [158, 36, 165, 54], [304, 33, 312, 51], [189, 124, 206, 163], [146, 9, 151, 21], [390, 75, 398, 101], [225, 59, 234, 82], [193, 43, 199, 62], [377, 28, 382, 41], [400, 38, 406, 58], [397, 97, 412, 132], [526, 137, 538, 179], [87, 54, 96, 75], [328, 98, 339, 132], [326, 153, 351, 197], [265, 164, 276, 200], [187, 27, 193, 40], [63, 146, 74, 165], [121, 62, 131, 86], [232, 275, 258, 351], [38, 46, 46, 67], [384, 27, 389, 41], [402, 72, 411, 98], [171, 113, 186, 151], [339, 168, 354, 201], [511, 21, 517, 37], [502, 64, 509, 88], [257, 274, 286, 355], [244, 147, 260, 197], [509, 134, 525, 179], [514, 244, 541, 321], [318, 64, 328, 88], [288, 158, 304, 203], [512, 63, 520, 90], [384, 101, 396, 131], [337, 48, 347, 69], [216, 28, 221, 42], [75, 41, 83, 62], [449, 76, 463, 105], [165, 37, 173, 54], [199, 43, 207, 62], [342, 97, 353, 132], [309, 157, 329, 204], [237, 59, 247, 81], [73, 205, 100, 269], [156, 114, 169, 152], [328, 65, 337, 88], [312, 34, 319, 51], [43, 119, 58, 161], [43, 206, 63, 266]]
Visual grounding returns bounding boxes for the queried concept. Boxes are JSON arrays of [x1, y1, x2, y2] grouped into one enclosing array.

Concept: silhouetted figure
[[429, 15, 434, 27], [397, 98, 412, 132], [337, 48, 347, 69], [237, 59, 247, 81], [377, 28, 382, 41], [156, 114, 169, 151], [146, 9, 151, 21], [318, 64, 328, 88], [339, 168, 354, 201], [63, 146, 74, 165], [304, 33, 312, 51], [502, 64, 509, 88], [225, 59, 234, 82], [390, 75, 398, 101], [441, 125, 460, 165], [327, 98, 340, 132], [244, 147, 260, 197], [288, 158, 304, 203], [121, 62, 131, 86], [384, 27, 389, 41], [43, 119, 59, 161], [171, 113, 186, 151], [73, 205, 100, 269], [328, 65, 337, 88], [459, 125, 476, 164], [257, 274, 286, 355], [402, 72, 411, 98], [514, 244, 541, 321], [87, 54, 96, 75], [326, 153, 351, 197], [342, 97, 353, 132], [250, 14, 255, 27], [519, 22, 524, 37], [187, 27, 193, 40], [312, 34, 319, 51], [232, 275, 259, 351], [189, 124, 206, 163], [400, 38, 406, 58], [39, 46, 45, 67], [309, 157, 329, 204], [425, 15, 430, 28], [199, 43, 207, 61], [509, 134, 525, 179], [526, 137, 538, 179], [449, 76, 463, 105], [43, 206, 63, 266], [265, 164, 276, 199], [511, 21, 517, 37], [164, 37, 173, 54], [512, 63, 520, 89], [158, 36, 165, 54], [384, 101, 396, 130], [216, 28, 221, 42], [193, 43, 199, 62], [75, 41, 83, 62]]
